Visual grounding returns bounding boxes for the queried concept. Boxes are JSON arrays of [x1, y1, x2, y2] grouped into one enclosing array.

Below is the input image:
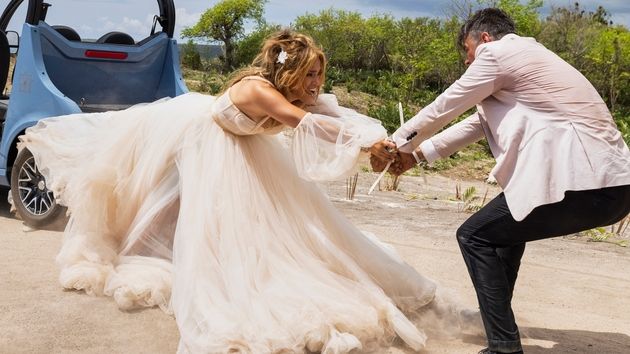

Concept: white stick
[[367, 138, 412, 195], [368, 102, 408, 195], [368, 160, 392, 195]]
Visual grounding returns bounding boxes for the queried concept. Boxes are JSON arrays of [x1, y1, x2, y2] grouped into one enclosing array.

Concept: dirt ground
[[1, 172, 629, 354]]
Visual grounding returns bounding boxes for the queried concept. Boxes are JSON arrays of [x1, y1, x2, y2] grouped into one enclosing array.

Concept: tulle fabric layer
[[20, 92, 452, 353], [293, 94, 388, 182]]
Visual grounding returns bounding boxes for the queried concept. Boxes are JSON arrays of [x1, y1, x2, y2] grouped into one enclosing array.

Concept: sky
[[1, 0, 629, 42]]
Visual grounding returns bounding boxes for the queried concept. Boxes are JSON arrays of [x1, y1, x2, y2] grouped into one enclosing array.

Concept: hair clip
[[277, 49, 288, 64]]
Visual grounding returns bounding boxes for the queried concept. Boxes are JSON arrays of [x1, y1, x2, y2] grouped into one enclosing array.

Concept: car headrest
[[52, 25, 81, 42], [97, 32, 135, 45]]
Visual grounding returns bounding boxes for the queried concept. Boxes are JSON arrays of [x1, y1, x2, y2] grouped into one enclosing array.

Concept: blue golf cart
[[0, 0, 188, 227]]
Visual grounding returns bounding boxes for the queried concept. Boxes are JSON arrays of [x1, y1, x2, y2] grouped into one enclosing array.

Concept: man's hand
[[369, 140, 396, 161], [388, 151, 418, 176], [369, 139, 397, 172], [370, 154, 389, 172]]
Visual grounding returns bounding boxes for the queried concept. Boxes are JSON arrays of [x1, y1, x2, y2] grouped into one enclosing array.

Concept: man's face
[[463, 32, 492, 66]]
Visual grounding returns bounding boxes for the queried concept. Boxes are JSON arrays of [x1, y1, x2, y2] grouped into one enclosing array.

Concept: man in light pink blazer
[[373, 8, 630, 354]]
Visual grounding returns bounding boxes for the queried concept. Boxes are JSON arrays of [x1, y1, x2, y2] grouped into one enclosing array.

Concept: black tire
[[10, 148, 66, 228]]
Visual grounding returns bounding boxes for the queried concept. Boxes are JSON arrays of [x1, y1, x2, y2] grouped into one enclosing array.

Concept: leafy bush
[[367, 100, 415, 134], [453, 184, 490, 213], [181, 40, 203, 70], [197, 71, 227, 95], [613, 111, 630, 145], [233, 24, 281, 68]]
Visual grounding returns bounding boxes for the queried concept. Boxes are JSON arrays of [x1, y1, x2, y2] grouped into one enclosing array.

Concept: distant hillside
[[178, 43, 222, 59]]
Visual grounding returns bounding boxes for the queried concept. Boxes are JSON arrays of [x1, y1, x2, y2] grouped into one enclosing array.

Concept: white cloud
[[176, 7, 203, 27], [174, 7, 203, 39], [83, 15, 152, 41]]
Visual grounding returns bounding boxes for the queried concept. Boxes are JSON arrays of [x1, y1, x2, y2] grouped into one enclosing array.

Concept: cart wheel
[[10, 148, 66, 228]]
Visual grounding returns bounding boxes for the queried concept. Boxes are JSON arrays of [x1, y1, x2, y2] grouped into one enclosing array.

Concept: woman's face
[[292, 59, 323, 106]]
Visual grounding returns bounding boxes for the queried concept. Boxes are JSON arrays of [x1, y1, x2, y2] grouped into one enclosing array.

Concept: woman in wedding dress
[[20, 30, 479, 353]]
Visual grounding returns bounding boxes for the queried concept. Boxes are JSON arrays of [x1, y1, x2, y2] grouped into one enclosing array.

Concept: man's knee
[[456, 222, 475, 246]]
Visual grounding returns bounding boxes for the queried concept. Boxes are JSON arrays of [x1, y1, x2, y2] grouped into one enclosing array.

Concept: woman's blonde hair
[[227, 29, 326, 98]]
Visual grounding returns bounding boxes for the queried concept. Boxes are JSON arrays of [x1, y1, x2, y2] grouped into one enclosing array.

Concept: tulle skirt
[[20, 92, 471, 353]]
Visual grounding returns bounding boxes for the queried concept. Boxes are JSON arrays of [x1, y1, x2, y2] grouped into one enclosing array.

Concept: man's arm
[[376, 114, 486, 175], [391, 46, 502, 153], [420, 113, 486, 164]]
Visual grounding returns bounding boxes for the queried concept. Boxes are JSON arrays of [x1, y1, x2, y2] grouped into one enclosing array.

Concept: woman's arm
[[230, 79, 393, 164], [229, 79, 306, 128]]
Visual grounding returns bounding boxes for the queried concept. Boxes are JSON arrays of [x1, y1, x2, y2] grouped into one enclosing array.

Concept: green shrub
[[613, 111, 630, 145], [197, 72, 226, 95], [181, 40, 202, 70], [367, 101, 414, 134], [233, 24, 281, 68]]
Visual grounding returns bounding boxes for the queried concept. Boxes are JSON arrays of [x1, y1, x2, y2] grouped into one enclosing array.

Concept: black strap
[[151, 15, 165, 36]]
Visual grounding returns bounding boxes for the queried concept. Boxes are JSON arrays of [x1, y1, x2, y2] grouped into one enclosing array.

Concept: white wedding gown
[[20, 80, 476, 353]]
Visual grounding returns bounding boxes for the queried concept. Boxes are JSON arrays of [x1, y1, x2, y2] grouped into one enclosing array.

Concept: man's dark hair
[[457, 8, 516, 52]]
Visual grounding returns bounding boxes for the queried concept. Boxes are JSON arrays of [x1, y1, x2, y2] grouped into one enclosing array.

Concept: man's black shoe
[[478, 348, 524, 354]]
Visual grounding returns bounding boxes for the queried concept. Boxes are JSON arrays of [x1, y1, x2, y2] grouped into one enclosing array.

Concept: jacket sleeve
[[420, 112, 486, 164], [393, 45, 502, 153]]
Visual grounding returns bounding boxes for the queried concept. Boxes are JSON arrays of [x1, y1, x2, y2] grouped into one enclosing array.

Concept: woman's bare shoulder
[[230, 77, 279, 106]]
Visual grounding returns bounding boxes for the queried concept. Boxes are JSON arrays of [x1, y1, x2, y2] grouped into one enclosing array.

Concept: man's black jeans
[[456, 184, 630, 353]]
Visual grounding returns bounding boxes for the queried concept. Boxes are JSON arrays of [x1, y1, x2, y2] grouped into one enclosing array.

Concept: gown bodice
[[211, 76, 285, 136]]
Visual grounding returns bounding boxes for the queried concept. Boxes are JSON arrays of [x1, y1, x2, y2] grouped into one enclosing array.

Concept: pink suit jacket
[[393, 34, 630, 221]]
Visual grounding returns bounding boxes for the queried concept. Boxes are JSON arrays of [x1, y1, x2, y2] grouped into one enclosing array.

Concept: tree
[[446, 0, 542, 37], [180, 39, 202, 70], [295, 10, 398, 71], [591, 5, 612, 26], [540, 3, 601, 71], [295, 9, 368, 70], [232, 23, 281, 68], [491, 0, 543, 37], [586, 27, 630, 112], [182, 0, 267, 71]]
